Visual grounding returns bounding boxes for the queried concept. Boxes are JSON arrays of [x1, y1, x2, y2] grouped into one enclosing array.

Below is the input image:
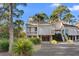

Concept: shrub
[[0, 39, 9, 52], [29, 37, 41, 45], [12, 38, 33, 56], [20, 32, 26, 38], [50, 40, 58, 44]]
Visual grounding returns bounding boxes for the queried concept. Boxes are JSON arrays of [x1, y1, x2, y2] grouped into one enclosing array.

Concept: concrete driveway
[[33, 42, 79, 56]]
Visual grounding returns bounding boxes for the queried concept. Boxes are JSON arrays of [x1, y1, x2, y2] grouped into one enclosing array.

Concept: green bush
[[29, 37, 41, 45], [0, 39, 9, 52], [12, 38, 33, 56]]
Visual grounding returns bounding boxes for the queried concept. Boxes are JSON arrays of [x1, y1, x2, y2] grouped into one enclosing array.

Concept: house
[[26, 18, 79, 42]]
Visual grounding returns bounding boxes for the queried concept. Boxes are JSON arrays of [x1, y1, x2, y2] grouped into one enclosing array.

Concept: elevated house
[[26, 18, 79, 42]]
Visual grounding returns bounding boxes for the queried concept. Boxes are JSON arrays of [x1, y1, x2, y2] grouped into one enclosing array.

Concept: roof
[[27, 19, 79, 29], [63, 24, 76, 27], [76, 23, 79, 29], [59, 20, 78, 28]]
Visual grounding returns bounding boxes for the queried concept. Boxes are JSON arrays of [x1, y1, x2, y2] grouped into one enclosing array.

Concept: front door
[[42, 35, 50, 41]]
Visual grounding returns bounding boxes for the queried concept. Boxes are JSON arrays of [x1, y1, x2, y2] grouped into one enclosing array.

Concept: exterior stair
[[61, 30, 68, 42]]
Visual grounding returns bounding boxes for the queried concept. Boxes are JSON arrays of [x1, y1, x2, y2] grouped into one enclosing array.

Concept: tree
[[50, 5, 71, 23], [31, 12, 48, 23], [0, 3, 26, 54], [14, 20, 24, 38], [63, 13, 74, 23]]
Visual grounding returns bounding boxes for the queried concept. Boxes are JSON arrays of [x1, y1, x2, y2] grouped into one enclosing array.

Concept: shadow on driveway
[[33, 42, 79, 56]]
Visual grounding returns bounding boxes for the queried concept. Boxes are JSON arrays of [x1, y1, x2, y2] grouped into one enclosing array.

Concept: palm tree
[[63, 13, 74, 23], [14, 20, 24, 38], [32, 12, 49, 23], [50, 5, 70, 23]]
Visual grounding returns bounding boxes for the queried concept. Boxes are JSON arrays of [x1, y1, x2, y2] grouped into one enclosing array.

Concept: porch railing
[[27, 31, 37, 35]]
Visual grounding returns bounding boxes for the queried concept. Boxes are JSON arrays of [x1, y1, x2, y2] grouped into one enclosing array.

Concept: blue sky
[[17, 3, 79, 23]]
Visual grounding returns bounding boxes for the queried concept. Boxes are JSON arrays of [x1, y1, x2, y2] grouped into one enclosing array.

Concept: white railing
[[27, 31, 37, 35], [51, 30, 55, 35]]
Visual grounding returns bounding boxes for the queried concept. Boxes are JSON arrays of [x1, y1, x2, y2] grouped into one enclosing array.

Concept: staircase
[[61, 30, 68, 42], [64, 33, 68, 41], [61, 32, 65, 42]]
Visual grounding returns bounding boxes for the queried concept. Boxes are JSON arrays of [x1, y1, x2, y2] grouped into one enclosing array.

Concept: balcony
[[26, 31, 37, 35]]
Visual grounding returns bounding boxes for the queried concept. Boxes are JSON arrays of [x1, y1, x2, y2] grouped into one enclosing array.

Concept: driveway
[[0, 52, 9, 56], [33, 42, 79, 56]]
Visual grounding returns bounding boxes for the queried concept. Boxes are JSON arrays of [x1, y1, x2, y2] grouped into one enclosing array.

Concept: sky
[[17, 3, 79, 23]]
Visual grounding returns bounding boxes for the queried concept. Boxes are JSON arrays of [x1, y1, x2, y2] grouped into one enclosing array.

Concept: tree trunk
[[8, 3, 14, 54]]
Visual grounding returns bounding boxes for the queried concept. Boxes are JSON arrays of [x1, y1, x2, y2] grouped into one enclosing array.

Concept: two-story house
[[26, 18, 79, 42]]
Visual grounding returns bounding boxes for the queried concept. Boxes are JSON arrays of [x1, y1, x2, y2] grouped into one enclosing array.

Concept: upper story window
[[77, 36, 79, 39], [35, 27, 37, 31]]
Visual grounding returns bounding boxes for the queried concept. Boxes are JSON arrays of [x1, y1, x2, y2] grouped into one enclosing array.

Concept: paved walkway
[[33, 42, 79, 56], [0, 52, 9, 56]]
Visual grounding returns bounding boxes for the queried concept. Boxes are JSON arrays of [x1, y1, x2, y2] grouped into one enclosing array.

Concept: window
[[35, 27, 37, 31], [77, 36, 79, 39]]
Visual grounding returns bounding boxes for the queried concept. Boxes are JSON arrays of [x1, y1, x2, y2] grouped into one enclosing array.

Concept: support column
[[32, 35, 34, 38], [37, 25, 39, 38], [40, 35, 42, 42], [75, 36, 77, 42], [37, 35, 39, 38], [50, 35, 52, 41]]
